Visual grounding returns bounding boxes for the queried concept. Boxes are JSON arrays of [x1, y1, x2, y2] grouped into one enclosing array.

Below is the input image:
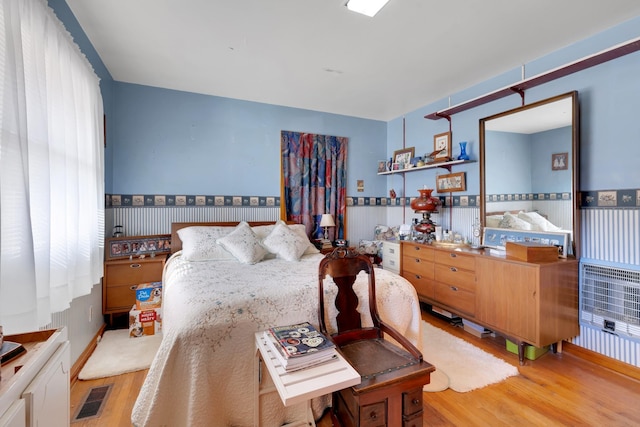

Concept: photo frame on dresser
[[482, 227, 571, 257], [106, 234, 171, 260]]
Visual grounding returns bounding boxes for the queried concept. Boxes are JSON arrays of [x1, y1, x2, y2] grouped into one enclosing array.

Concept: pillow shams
[[262, 221, 310, 261], [517, 211, 563, 232], [216, 221, 268, 264], [177, 226, 235, 261]]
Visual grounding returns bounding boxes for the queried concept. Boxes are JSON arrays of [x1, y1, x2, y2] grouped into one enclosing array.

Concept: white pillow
[[262, 221, 310, 261], [216, 221, 268, 264], [288, 223, 320, 255], [177, 226, 235, 261], [518, 211, 563, 232], [498, 212, 533, 230], [485, 215, 503, 228]]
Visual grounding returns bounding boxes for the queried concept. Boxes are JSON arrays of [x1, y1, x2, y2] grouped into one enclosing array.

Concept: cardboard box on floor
[[129, 305, 162, 338], [136, 281, 162, 310]]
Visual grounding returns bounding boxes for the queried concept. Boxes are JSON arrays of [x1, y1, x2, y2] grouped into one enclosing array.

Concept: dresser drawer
[[434, 263, 476, 292], [359, 401, 386, 427], [382, 242, 400, 273], [402, 268, 435, 299], [402, 243, 434, 262], [105, 284, 139, 312], [402, 387, 423, 416], [434, 250, 475, 271], [402, 255, 435, 279], [104, 258, 164, 287], [434, 282, 476, 316]]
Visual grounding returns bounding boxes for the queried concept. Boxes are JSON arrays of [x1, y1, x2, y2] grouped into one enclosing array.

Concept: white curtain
[[0, 0, 104, 333]]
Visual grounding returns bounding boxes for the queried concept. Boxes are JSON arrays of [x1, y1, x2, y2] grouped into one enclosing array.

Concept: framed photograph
[[552, 152, 568, 170], [393, 147, 415, 168], [377, 160, 387, 173], [106, 234, 171, 260], [433, 132, 452, 160], [392, 162, 401, 171], [436, 172, 466, 193], [482, 227, 571, 257]]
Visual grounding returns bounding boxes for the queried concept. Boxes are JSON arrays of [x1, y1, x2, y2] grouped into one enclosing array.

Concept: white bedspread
[[131, 252, 423, 427]]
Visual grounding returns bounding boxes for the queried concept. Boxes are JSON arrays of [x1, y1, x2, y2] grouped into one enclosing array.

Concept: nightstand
[[103, 255, 165, 324]]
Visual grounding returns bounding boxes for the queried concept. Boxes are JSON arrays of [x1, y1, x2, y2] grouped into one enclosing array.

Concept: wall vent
[[581, 262, 640, 340]]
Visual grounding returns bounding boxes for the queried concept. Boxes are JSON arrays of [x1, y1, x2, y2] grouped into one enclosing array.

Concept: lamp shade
[[320, 214, 335, 228]]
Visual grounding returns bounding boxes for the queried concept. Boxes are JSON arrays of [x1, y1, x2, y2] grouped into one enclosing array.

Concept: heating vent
[[581, 262, 640, 340]]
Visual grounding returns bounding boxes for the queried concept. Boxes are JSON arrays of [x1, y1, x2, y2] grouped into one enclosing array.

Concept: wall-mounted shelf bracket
[[424, 36, 640, 120]]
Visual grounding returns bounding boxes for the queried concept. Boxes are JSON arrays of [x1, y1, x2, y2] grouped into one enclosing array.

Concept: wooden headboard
[[170, 221, 287, 253]]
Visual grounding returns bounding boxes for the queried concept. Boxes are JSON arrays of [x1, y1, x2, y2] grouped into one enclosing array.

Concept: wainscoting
[[52, 200, 639, 370]]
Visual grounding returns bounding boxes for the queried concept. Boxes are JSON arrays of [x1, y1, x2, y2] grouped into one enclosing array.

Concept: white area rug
[[78, 329, 162, 380], [421, 321, 519, 392]]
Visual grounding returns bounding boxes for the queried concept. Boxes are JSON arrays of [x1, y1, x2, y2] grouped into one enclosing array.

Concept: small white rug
[[78, 329, 162, 380], [421, 321, 519, 392]]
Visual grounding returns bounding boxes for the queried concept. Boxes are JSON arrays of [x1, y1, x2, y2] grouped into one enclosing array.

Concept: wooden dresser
[[103, 255, 165, 321], [400, 242, 579, 364]]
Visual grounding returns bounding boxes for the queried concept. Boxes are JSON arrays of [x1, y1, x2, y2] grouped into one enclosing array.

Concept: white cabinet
[[0, 328, 69, 427], [382, 241, 401, 274]]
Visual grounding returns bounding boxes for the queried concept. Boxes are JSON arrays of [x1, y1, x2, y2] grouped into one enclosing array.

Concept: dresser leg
[[518, 341, 526, 366]]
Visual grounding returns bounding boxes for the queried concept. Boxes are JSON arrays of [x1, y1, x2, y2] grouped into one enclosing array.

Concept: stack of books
[[263, 321, 337, 372]]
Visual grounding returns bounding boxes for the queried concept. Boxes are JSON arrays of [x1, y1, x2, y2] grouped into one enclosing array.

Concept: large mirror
[[480, 91, 580, 257]]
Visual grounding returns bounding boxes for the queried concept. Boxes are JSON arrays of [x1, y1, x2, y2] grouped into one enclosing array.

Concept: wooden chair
[[318, 247, 435, 427]]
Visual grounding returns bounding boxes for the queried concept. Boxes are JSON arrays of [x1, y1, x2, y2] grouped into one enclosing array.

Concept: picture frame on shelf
[[433, 132, 452, 160], [436, 172, 466, 192], [552, 152, 568, 170], [106, 234, 171, 260], [392, 162, 401, 171], [393, 147, 415, 169], [377, 160, 387, 173]]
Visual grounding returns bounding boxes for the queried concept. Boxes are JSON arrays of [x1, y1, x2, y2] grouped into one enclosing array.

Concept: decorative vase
[[457, 141, 470, 161], [410, 188, 440, 213]]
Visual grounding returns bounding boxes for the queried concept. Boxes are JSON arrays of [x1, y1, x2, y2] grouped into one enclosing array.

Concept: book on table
[[263, 321, 337, 372]]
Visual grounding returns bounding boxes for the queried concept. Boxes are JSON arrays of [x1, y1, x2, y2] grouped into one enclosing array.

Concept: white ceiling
[[66, 0, 640, 121]]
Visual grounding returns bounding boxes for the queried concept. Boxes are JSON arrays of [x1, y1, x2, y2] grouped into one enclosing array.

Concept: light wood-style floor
[[70, 310, 640, 426]]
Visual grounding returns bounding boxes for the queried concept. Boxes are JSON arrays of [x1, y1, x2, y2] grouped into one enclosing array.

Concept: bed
[[131, 220, 423, 427]]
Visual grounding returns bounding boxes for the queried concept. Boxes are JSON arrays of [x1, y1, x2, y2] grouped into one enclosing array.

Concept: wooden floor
[[70, 310, 640, 426]]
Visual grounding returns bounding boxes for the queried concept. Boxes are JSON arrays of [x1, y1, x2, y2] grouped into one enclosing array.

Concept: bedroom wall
[[50, 0, 640, 367]]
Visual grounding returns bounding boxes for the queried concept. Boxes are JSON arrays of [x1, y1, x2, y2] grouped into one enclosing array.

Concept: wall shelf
[[378, 159, 475, 175], [425, 36, 640, 121]]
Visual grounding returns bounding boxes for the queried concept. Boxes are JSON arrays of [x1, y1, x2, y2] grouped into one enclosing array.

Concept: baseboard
[[70, 324, 106, 386], [563, 341, 640, 382]]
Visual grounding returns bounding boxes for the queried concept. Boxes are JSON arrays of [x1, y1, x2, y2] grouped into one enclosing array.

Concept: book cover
[[263, 331, 337, 372], [266, 321, 335, 359], [1, 341, 26, 365]]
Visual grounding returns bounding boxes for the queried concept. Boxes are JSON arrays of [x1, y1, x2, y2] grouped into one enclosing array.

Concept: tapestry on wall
[[281, 131, 348, 242]]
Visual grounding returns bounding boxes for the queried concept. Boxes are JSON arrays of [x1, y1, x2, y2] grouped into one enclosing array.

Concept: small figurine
[[390, 189, 396, 199]]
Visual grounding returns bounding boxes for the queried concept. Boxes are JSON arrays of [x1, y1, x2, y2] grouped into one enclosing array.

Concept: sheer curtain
[[0, 0, 104, 333]]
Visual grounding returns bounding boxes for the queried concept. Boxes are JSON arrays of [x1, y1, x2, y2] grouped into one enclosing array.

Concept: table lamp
[[320, 214, 335, 249]]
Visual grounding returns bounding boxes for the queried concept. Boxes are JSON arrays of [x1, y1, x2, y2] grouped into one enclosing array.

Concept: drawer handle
[[449, 253, 458, 258], [414, 258, 420, 263], [130, 285, 137, 291], [389, 248, 395, 254], [415, 274, 422, 279], [369, 411, 377, 420], [412, 398, 420, 405], [450, 267, 458, 272], [450, 286, 458, 292], [389, 260, 396, 266], [130, 263, 141, 269], [414, 246, 420, 251]]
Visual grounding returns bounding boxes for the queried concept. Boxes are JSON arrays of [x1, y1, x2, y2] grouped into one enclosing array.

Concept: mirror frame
[[479, 91, 580, 258]]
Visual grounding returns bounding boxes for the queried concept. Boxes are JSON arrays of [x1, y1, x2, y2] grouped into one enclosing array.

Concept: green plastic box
[[506, 339, 549, 360]]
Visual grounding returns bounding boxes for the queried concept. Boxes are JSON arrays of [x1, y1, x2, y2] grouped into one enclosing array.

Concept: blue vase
[[458, 141, 470, 161]]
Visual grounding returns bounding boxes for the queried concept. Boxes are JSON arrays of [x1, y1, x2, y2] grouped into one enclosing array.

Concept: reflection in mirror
[[480, 91, 580, 257]]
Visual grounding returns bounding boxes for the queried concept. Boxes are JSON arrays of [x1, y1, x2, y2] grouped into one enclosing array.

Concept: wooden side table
[[102, 255, 165, 324], [254, 332, 360, 426]]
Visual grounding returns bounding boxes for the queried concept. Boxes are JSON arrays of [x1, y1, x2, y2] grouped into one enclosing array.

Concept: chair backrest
[[318, 247, 383, 346], [318, 247, 424, 360]]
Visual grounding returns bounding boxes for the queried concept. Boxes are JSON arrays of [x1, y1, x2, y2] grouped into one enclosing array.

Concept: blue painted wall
[[109, 82, 386, 196], [50, 2, 640, 198]]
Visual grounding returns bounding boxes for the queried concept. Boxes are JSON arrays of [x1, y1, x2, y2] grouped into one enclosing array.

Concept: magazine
[[263, 321, 336, 371]]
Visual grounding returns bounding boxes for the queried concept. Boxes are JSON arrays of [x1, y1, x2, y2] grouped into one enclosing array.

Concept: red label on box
[[139, 310, 157, 323]]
